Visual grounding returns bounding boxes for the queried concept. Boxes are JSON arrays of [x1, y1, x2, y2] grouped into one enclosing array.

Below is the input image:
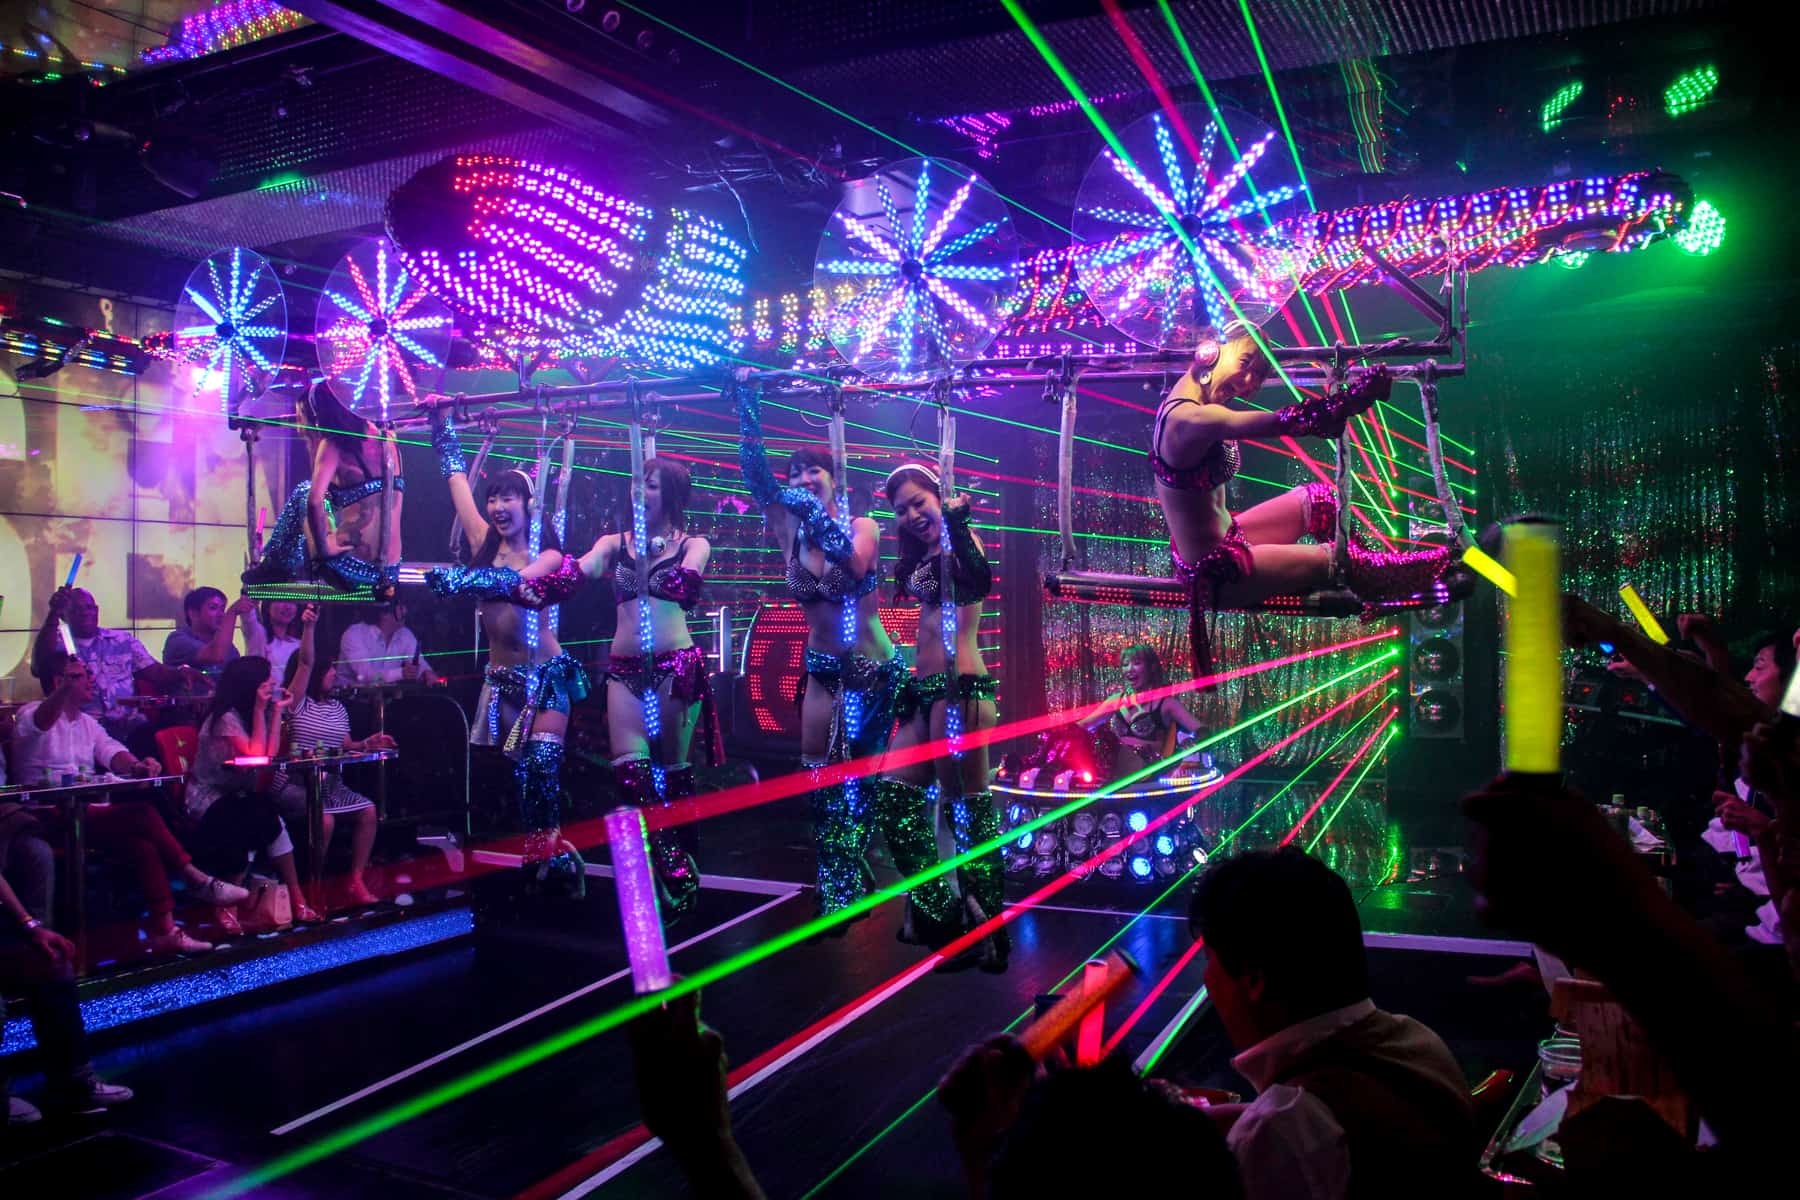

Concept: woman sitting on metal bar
[[243, 383, 404, 600], [1150, 332, 1453, 678], [422, 412, 590, 896], [736, 390, 958, 931], [881, 463, 1006, 969], [574, 457, 722, 919]]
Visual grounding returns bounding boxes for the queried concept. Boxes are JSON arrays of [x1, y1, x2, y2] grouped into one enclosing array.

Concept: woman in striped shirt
[[275, 606, 394, 908]]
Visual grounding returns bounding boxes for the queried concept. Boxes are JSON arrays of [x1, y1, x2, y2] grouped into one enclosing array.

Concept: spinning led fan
[[1072, 105, 1313, 349], [814, 157, 1018, 377], [315, 237, 454, 422], [169, 246, 288, 414]]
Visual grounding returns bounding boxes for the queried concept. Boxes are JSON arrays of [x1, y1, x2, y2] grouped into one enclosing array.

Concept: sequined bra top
[[1111, 699, 1168, 741], [612, 537, 700, 609], [904, 555, 989, 607], [1149, 398, 1240, 492], [788, 537, 877, 605], [327, 474, 404, 509]]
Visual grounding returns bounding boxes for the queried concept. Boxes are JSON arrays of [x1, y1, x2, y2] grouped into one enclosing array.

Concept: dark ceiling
[[0, 0, 1771, 307]]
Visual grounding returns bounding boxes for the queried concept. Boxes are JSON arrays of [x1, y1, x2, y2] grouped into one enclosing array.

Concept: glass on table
[[1536, 1036, 1582, 1166]]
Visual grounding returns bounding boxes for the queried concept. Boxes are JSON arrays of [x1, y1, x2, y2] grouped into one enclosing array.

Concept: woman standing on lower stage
[[574, 457, 720, 918], [423, 411, 589, 894], [736, 389, 958, 935], [882, 464, 1007, 969]]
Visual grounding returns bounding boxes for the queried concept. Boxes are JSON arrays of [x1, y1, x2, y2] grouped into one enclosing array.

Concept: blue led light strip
[[1, 910, 473, 1056]]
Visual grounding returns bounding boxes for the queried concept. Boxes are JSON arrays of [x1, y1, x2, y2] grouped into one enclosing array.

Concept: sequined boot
[[949, 790, 1010, 973], [1343, 538, 1465, 605], [876, 778, 962, 949], [241, 484, 310, 586], [517, 735, 584, 899], [812, 765, 875, 924], [617, 756, 700, 919]]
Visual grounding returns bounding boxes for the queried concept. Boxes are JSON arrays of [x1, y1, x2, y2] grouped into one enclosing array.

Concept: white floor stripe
[[270, 888, 800, 1136], [556, 956, 944, 1198], [1362, 931, 1534, 957], [469, 850, 804, 896]]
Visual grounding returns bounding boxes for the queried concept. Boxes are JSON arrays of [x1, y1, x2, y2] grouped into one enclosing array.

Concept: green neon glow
[[1674, 199, 1726, 256], [1541, 80, 1584, 132], [1555, 250, 1591, 270], [205, 649, 1395, 1197], [801, 685, 1395, 1195], [1303, 726, 1399, 852], [1237, 0, 1311, 208], [1376, 400, 1476, 456], [1664, 65, 1719, 117]]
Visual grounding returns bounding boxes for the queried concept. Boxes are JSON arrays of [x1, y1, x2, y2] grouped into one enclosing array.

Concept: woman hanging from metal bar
[[736, 385, 959, 933], [882, 455, 1007, 971], [421, 409, 589, 895], [1150, 331, 1455, 678], [243, 383, 404, 599], [573, 455, 721, 918]]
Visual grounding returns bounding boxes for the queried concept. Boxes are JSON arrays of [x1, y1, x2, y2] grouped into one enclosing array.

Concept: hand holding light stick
[[58, 620, 77, 656], [605, 806, 672, 994], [1503, 520, 1562, 776], [1017, 950, 1138, 1063], [1618, 584, 1670, 645]]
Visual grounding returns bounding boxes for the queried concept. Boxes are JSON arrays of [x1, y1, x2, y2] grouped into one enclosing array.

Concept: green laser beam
[[1376, 399, 1476, 457], [1303, 727, 1398, 852], [204, 648, 1393, 1197]]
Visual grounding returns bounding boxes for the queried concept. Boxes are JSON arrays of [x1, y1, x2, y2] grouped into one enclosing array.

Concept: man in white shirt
[[337, 600, 436, 686], [33, 587, 193, 745], [1190, 849, 1478, 1200], [12, 656, 161, 783]]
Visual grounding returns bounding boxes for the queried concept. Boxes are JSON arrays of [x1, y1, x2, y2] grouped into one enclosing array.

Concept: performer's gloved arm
[[736, 389, 855, 563], [1274, 367, 1393, 439], [736, 389, 781, 507], [427, 564, 523, 599], [431, 411, 469, 477], [944, 498, 992, 598], [660, 566, 705, 610], [509, 554, 585, 609]]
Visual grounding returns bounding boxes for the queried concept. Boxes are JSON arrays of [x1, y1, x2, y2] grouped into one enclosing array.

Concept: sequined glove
[[431, 411, 469, 477], [426, 563, 522, 598], [736, 389, 856, 564], [944, 499, 992, 598], [1274, 367, 1392, 439], [509, 555, 585, 609], [659, 565, 705, 610]]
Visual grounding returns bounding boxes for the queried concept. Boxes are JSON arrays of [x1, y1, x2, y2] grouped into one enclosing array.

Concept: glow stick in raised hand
[[1503, 520, 1562, 775], [64, 552, 83, 589], [1618, 584, 1670, 645], [1462, 545, 1516, 597], [605, 806, 672, 994], [1018, 950, 1138, 1063]]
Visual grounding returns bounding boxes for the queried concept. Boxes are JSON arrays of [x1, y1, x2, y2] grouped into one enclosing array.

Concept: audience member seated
[[338, 599, 437, 686], [1188, 848, 1480, 1199], [940, 1039, 1244, 1200], [163, 587, 266, 692], [184, 656, 317, 930], [273, 607, 392, 907], [1, 837, 133, 1126], [33, 586, 192, 750], [8, 652, 247, 955], [260, 599, 304, 683]]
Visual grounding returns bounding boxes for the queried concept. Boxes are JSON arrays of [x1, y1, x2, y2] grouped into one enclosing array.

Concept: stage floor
[[0, 793, 1542, 1199]]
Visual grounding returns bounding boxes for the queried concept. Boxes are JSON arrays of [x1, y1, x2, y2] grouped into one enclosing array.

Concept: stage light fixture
[[1098, 812, 1123, 839], [1412, 637, 1462, 682], [1128, 855, 1154, 881], [1154, 855, 1180, 879], [1154, 833, 1176, 857], [1064, 833, 1091, 858], [1190, 846, 1209, 865], [1555, 250, 1590, 270], [1664, 66, 1719, 117], [1126, 810, 1149, 834], [1675, 199, 1725, 256], [1412, 687, 1463, 733], [1032, 829, 1059, 856], [1097, 856, 1126, 879], [1033, 853, 1060, 876]]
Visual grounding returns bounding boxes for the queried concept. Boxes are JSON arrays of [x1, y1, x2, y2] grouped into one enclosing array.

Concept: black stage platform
[[0, 792, 1542, 1199]]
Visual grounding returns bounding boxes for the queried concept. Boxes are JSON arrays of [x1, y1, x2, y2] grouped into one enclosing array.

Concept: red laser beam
[[1277, 708, 1398, 846], [514, 677, 1394, 1197], [1098, 0, 1203, 160], [1381, 423, 1477, 475], [1102, 936, 1206, 1056]]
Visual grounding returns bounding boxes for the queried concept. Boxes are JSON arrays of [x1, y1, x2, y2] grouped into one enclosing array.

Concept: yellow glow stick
[[1462, 545, 1517, 597], [1503, 521, 1562, 775], [1617, 584, 1670, 644]]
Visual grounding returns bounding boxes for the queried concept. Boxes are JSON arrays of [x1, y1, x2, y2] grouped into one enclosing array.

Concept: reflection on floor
[[0, 790, 1542, 1198]]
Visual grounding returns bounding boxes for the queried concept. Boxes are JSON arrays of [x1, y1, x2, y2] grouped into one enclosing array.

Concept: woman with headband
[[572, 457, 720, 918], [1150, 331, 1457, 677], [736, 390, 959, 939], [243, 383, 405, 600], [423, 412, 590, 896], [883, 463, 1007, 970]]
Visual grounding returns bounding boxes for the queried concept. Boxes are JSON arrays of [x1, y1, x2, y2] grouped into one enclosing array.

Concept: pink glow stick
[[605, 806, 672, 993], [1075, 959, 1107, 1067]]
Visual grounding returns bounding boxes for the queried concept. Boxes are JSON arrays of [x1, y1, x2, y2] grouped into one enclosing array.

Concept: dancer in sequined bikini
[[423, 411, 589, 895], [736, 390, 958, 936], [1150, 332, 1455, 678], [243, 383, 405, 599], [572, 457, 721, 918], [882, 464, 1008, 970]]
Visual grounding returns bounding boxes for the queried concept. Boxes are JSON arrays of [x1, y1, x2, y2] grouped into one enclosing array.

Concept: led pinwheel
[[316, 237, 454, 422], [814, 157, 1018, 377], [1072, 105, 1313, 349], [169, 246, 288, 414]]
